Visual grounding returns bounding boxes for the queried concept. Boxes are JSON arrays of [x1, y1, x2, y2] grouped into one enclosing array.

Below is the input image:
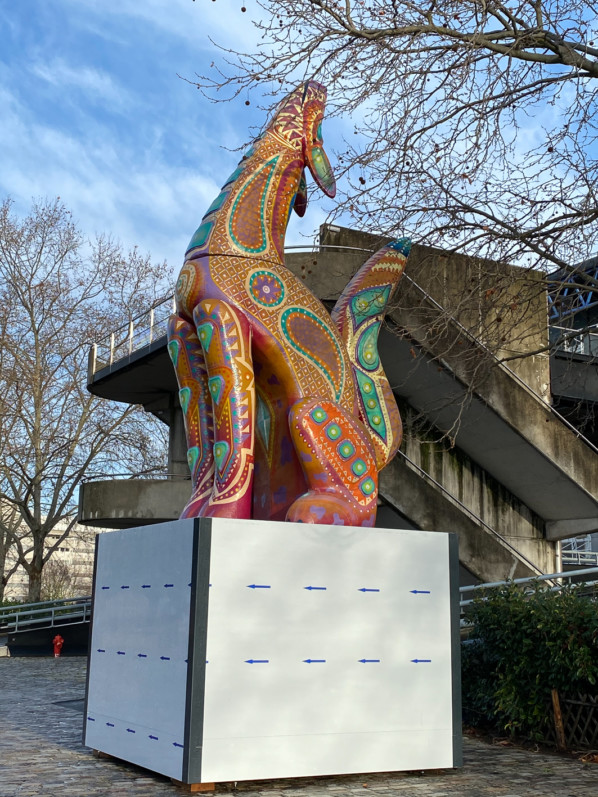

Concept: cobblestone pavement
[[1, 657, 598, 797]]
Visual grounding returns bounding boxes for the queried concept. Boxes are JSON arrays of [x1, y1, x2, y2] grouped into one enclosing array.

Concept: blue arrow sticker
[[304, 586, 327, 591], [173, 742, 184, 748], [164, 584, 174, 588], [126, 728, 136, 734], [120, 585, 130, 590], [149, 735, 159, 740], [411, 659, 432, 663], [97, 649, 105, 653], [160, 656, 170, 661], [106, 722, 114, 727], [247, 584, 271, 589], [358, 588, 380, 592], [117, 651, 126, 656], [87, 716, 95, 721], [138, 654, 147, 658], [101, 586, 110, 590], [141, 584, 151, 589], [303, 659, 326, 663], [245, 659, 269, 664], [410, 589, 431, 594], [359, 658, 381, 663]]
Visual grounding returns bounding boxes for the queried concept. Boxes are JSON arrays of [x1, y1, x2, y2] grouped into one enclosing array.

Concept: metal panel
[[183, 520, 212, 784], [85, 520, 195, 781], [200, 519, 458, 781]]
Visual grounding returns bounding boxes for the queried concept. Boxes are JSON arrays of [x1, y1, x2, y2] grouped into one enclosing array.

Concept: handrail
[[0, 596, 91, 633], [396, 450, 546, 577], [550, 324, 598, 357], [80, 471, 190, 483], [561, 550, 598, 567], [459, 567, 598, 608], [399, 273, 598, 457]]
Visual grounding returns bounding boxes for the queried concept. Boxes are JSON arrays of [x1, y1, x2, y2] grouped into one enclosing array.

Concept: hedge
[[462, 582, 598, 740]]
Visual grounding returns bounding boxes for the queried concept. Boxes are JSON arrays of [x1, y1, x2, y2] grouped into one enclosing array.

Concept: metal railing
[[399, 274, 598, 456], [459, 566, 598, 608], [88, 295, 176, 377], [397, 450, 546, 577], [550, 324, 598, 357], [0, 596, 91, 634], [561, 550, 598, 567]]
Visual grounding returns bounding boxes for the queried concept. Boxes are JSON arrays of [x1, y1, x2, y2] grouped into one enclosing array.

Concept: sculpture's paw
[[286, 491, 375, 527], [202, 501, 252, 520]]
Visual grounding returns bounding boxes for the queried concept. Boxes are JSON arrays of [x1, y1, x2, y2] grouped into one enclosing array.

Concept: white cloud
[[29, 59, 134, 113], [62, 0, 263, 51], [0, 81, 222, 269]]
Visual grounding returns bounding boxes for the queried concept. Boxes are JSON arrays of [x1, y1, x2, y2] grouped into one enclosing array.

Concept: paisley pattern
[[280, 307, 345, 402]]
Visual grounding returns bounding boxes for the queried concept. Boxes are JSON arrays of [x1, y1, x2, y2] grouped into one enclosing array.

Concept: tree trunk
[[27, 564, 43, 603]]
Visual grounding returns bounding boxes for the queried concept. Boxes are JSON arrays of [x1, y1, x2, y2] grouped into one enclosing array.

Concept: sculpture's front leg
[[167, 315, 214, 518], [193, 299, 255, 519]]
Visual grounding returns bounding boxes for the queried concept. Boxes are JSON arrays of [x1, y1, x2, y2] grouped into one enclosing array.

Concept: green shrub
[[462, 583, 598, 740], [0, 599, 23, 608]]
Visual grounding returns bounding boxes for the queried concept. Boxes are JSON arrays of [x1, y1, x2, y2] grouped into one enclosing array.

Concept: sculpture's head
[[268, 81, 336, 214]]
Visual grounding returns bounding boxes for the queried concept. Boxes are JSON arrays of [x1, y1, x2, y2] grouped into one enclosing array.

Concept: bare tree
[[198, 1, 598, 281], [41, 557, 91, 601], [0, 198, 170, 602]]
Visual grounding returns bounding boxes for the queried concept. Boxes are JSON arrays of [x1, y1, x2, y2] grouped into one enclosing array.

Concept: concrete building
[[4, 519, 98, 601], [78, 226, 598, 585]]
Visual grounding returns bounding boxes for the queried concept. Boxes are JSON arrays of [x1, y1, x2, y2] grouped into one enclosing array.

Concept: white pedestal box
[[84, 518, 462, 785]]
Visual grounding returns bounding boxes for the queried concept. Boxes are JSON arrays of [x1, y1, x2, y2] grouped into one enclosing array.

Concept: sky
[[0, 0, 337, 277]]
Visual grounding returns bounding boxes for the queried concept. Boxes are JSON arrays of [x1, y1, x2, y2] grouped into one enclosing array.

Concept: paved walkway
[[1, 657, 598, 797]]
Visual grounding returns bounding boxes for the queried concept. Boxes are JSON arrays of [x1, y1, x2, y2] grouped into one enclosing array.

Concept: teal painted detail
[[355, 371, 388, 442], [167, 339, 180, 366], [310, 146, 335, 191], [179, 387, 191, 415], [337, 440, 355, 460], [213, 441, 230, 473], [387, 238, 411, 256], [325, 423, 342, 441], [310, 407, 328, 424], [204, 191, 228, 217], [208, 376, 224, 405], [229, 157, 278, 254], [197, 323, 214, 352], [360, 477, 376, 496], [281, 307, 345, 402], [187, 446, 199, 474], [222, 165, 244, 188], [186, 220, 213, 254], [352, 459, 367, 476], [256, 394, 272, 450], [351, 285, 391, 327], [357, 322, 381, 372]]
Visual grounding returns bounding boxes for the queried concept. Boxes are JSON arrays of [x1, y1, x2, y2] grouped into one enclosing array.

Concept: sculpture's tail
[[330, 239, 411, 470]]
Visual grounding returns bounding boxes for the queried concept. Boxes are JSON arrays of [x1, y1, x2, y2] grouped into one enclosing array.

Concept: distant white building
[[4, 520, 108, 602]]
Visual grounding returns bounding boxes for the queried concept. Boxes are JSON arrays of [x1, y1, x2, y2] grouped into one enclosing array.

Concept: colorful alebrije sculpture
[[168, 81, 410, 526]]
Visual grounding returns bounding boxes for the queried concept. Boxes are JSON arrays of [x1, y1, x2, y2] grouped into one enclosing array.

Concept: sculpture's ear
[[293, 169, 308, 217], [303, 115, 336, 198]]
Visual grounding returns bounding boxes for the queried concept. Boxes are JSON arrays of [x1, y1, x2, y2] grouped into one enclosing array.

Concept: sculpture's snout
[[300, 81, 336, 198]]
